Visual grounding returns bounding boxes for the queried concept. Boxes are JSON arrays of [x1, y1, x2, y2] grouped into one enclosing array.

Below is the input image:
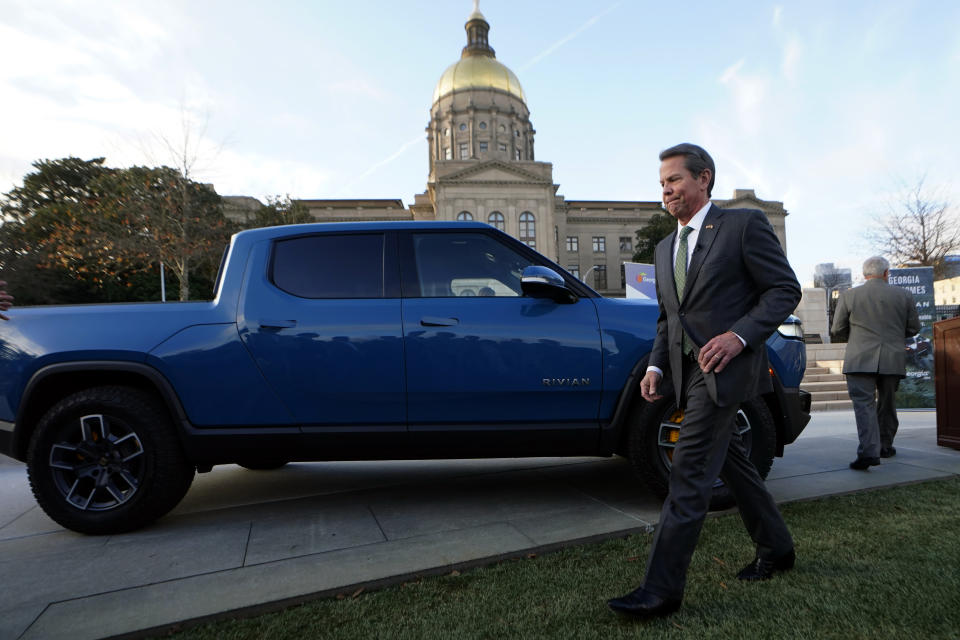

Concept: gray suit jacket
[[651, 206, 802, 407], [831, 278, 920, 376]]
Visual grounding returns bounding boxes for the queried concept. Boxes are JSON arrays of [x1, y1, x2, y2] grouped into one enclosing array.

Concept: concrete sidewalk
[[1, 410, 955, 640]]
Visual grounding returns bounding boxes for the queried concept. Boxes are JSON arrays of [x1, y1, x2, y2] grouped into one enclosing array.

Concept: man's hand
[[0, 280, 12, 321], [640, 370, 663, 403], [698, 331, 744, 373]]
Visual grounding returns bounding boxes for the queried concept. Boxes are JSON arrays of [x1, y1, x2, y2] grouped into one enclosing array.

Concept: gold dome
[[432, 55, 526, 104]]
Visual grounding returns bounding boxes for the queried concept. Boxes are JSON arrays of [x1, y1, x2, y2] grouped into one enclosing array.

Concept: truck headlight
[[777, 315, 804, 339]]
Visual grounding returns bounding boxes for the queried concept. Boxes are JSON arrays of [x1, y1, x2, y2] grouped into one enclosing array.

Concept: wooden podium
[[934, 316, 960, 450]]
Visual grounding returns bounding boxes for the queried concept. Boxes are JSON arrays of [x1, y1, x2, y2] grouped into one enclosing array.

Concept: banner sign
[[624, 262, 656, 299], [889, 266, 935, 408]]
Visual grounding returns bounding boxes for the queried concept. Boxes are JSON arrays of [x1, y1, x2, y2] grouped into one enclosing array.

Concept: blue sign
[[624, 263, 656, 299]]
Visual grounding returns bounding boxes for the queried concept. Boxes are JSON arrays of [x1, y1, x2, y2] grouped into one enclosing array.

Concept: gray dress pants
[[846, 373, 901, 457], [642, 358, 794, 599]]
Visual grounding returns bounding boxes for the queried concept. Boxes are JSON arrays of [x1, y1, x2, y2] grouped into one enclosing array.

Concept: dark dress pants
[[642, 357, 793, 599]]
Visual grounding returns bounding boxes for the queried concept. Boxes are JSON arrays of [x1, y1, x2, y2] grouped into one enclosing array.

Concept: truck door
[[238, 232, 405, 432], [400, 230, 603, 455]]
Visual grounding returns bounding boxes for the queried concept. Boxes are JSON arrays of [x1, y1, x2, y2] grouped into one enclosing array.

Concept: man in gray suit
[[831, 256, 920, 469], [608, 143, 802, 619]]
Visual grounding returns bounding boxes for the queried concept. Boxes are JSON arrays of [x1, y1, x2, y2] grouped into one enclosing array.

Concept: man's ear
[[699, 169, 712, 189]]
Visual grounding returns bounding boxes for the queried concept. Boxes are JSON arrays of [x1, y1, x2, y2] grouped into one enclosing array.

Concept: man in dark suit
[[608, 143, 802, 618], [831, 256, 919, 469]]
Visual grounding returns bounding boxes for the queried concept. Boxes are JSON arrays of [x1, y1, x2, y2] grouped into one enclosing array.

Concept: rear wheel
[[27, 386, 195, 534], [628, 395, 776, 511]]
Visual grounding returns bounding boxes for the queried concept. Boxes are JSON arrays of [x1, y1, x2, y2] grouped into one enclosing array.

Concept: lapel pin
[[705, 224, 714, 229]]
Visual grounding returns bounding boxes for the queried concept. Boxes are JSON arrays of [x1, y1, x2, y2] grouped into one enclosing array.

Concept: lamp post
[[583, 265, 600, 285]]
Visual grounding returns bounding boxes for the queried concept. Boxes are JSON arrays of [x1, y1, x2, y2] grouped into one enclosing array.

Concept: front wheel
[[27, 386, 195, 534], [627, 395, 776, 511]]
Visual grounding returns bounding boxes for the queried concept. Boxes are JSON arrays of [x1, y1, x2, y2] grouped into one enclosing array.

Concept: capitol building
[[225, 6, 790, 295]]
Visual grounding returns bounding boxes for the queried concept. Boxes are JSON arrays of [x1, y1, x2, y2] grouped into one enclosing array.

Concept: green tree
[[0, 157, 118, 304], [1, 158, 232, 304], [632, 213, 675, 263]]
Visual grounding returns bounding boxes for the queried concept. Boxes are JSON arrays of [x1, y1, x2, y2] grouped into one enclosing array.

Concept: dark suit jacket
[[831, 278, 920, 376], [650, 206, 802, 407]]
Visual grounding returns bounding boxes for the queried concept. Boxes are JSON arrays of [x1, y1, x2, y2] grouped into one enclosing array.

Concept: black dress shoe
[[607, 587, 682, 618], [849, 456, 881, 470], [880, 447, 896, 458], [736, 548, 795, 581]]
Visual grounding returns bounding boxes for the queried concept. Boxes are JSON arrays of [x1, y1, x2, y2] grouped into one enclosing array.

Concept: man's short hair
[[863, 256, 890, 277], [659, 143, 716, 197]]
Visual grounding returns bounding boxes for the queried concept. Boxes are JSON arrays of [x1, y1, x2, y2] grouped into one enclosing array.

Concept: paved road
[[0, 410, 955, 640]]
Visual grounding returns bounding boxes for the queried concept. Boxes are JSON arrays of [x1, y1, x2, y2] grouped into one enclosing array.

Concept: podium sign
[[889, 267, 935, 408]]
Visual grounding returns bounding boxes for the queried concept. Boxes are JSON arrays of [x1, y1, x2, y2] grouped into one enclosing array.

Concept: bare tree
[[129, 108, 230, 301], [868, 177, 960, 278]]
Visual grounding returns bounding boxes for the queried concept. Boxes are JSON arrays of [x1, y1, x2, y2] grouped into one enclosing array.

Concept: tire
[[627, 395, 776, 511], [237, 461, 289, 471], [26, 386, 195, 535]]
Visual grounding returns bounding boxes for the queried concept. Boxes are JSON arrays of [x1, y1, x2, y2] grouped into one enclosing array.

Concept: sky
[[2, 0, 959, 286]]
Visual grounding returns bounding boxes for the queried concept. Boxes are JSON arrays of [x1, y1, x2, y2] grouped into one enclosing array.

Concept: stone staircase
[[802, 343, 852, 411]]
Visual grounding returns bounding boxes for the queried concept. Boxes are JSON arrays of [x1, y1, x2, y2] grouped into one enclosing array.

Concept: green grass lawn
[[166, 477, 960, 640]]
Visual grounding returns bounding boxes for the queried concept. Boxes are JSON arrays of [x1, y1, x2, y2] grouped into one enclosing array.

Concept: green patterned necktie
[[674, 225, 694, 356], [674, 225, 693, 300]]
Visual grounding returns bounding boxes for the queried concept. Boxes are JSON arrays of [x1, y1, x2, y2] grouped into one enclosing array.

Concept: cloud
[[781, 37, 802, 81], [337, 136, 424, 196], [716, 59, 767, 134], [519, 2, 621, 71], [718, 59, 745, 84]]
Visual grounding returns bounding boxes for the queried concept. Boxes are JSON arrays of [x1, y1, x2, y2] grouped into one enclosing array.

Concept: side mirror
[[521, 266, 577, 303]]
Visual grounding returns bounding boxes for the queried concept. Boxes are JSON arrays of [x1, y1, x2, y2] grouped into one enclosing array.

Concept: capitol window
[[519, 212, 536, 248], [499, 124, 506, 132], [459, 143, 469, 159], [459, 123, 467, 131], [457, 211, 473, 221], [479, 142, 488, 152], [592, 236, 606, 253], [566, 236, 578, 252], [488, 211, 504, 230], [594, 265, 607, 289], [479, 121, 487, 129], [515, 149, 522, 160], [498, 143, 507, 153], [444, 147, 452, 160]]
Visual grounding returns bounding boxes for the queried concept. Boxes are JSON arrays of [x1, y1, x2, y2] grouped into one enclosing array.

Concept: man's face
[[659, 155, 711, 224]]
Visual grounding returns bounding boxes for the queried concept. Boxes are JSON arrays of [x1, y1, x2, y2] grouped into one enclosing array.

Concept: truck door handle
[[420, 316, 459, 327], [259, 319, 297, 329]]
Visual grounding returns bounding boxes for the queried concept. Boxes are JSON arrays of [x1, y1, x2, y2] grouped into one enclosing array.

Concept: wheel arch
[[606, 356, 792, 458], [603, 352, 677, 456], [11, 362, 192, 461], [759, 368, 790, 457]]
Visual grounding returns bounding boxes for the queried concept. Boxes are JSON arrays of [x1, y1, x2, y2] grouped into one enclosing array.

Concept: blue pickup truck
[[0, 221, 810, 534]]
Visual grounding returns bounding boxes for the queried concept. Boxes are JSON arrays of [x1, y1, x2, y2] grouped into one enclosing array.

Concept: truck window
[[411, 233, 532, 297], [271, 234, 384, 298]]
